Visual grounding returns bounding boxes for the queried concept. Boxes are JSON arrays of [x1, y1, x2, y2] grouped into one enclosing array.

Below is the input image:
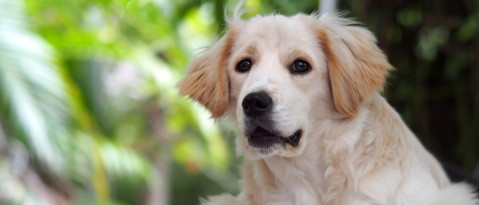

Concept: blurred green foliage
[[0, 0, 477, 204], [1, 0, 237, 204]]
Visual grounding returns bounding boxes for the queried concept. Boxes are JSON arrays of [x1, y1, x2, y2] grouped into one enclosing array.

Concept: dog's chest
[[258, 158, 326, 204]]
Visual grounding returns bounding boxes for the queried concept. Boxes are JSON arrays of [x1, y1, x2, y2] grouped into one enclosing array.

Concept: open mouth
[[248, 127, 302, 148]]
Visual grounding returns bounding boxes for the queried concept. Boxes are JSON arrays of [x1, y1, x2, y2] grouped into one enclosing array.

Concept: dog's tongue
[[250, 127, 273, 137]]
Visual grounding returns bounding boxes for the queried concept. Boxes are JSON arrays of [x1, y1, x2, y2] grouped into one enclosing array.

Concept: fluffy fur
[[179, 12, 479, 205]]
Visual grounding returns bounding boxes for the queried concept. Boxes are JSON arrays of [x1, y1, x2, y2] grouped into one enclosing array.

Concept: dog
[[179, 11, 479, 205]]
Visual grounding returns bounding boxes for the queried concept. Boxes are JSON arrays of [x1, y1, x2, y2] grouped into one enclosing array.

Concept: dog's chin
[[242, 127, 305, 159]]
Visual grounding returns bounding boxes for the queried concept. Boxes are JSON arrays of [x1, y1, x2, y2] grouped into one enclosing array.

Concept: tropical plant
[[1, 0, 237, 204]]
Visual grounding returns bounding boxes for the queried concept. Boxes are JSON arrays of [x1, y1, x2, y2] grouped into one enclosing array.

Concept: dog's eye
[[290, 59, 311, 74], [236, 59, 252, 73]]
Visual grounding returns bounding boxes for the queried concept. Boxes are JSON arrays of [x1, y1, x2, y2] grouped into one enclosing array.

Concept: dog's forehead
[[232, 15, 315, 48]]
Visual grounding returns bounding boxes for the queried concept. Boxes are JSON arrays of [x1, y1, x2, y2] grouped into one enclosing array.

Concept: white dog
[[179, 11, 479, 205]]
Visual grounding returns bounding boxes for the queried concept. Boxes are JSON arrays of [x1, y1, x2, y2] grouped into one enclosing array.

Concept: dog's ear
[[316, 16, 393, 117], [179, 30, 237, 118]]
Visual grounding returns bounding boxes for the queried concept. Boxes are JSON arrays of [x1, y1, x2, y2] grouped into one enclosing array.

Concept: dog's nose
[[242, 92, 272, 117]]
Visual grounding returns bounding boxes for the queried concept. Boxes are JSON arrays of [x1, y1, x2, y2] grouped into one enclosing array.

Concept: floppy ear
[[179, 30, 236, 118], [317, 16, 394, 117]]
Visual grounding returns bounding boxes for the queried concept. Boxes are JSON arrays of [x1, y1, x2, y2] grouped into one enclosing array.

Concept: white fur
[[426, 183, 479, 205]]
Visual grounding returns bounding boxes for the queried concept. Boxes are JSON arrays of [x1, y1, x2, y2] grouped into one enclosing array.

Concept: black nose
[[242, 92, 272, 117]]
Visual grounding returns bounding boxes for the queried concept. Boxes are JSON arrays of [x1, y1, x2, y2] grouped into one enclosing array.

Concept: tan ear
[[317, 17, 393, 117], [178, 30, 236, 118]]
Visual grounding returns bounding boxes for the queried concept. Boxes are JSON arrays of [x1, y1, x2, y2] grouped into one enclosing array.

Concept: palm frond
[[0, 0, 68, 173]]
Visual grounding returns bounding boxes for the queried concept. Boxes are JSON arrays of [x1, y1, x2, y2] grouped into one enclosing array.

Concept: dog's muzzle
[[242, 92, 302, 149]]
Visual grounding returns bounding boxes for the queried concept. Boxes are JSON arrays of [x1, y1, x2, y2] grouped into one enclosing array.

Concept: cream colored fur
[[179, 13, 479, 205]]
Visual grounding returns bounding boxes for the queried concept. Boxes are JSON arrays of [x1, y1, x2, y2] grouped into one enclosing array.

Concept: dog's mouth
[[248, 127, 302, 148]]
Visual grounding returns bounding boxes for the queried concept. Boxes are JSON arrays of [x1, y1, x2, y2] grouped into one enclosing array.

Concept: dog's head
[[179, 14, 393, 159]]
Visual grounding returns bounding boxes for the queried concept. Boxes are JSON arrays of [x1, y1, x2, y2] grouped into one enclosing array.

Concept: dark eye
[[236, 59, 252, 73], [290, 59, 311, 74]]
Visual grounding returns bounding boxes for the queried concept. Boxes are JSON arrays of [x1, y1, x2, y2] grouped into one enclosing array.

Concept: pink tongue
[[251, 128, 273, 137]]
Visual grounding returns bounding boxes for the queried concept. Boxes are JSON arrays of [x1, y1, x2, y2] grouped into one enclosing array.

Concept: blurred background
[[0, 0, 477, 204]]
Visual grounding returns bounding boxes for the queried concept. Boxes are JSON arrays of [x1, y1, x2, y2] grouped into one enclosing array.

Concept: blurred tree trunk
[[320, 0, 337, 14], [148, 154, 171, 205], [146, 104, 171, 205]]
